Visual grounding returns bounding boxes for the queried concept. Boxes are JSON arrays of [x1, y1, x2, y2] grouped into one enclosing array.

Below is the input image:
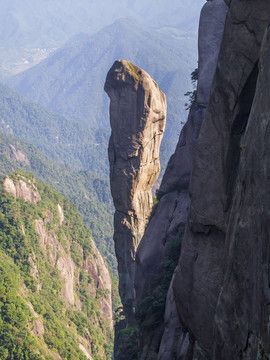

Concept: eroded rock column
[[104, 60, 166, 324]]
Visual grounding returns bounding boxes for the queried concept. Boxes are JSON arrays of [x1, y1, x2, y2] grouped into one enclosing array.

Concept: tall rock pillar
[[104, 60, 166, 324]]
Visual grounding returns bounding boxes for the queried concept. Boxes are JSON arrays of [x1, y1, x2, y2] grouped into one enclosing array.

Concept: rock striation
[[111, 1, 270, 359], [105, 60, 166, 325], [213, 25, 270, 358], [133, 1, 228, 359], [172, 0, 270, 358]]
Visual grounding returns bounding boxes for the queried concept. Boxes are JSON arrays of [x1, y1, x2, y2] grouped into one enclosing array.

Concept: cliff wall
[[134, 1, 228, 358], [109, 1, 270, 359], [173, 1, 270, 358]]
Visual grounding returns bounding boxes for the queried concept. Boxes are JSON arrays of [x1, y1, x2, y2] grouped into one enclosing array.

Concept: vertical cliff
[[108, 1, 270, 359], [104, 60, 166, 325], [213, 26, 270, 358], [133, 1, 228, 359], [172, 0, 270, 358]]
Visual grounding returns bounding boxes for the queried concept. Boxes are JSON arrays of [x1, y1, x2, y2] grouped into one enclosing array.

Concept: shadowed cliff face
[[213, 25, 270, 360], [109, 1, 270, 359], [173, 1, 270, 358], [133, 1, 228, 359], [104, 60, 166, 325], [157, 0, 228, 199], [196, 0, 228, 107]]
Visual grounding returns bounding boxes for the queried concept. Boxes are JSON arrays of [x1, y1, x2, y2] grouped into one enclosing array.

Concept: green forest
[[0, 172, 113, 359], [0, 130, 116, 271]]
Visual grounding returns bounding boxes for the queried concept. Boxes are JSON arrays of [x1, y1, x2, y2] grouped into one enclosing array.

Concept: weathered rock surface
[[35, 216, 113, 328], [157, 102, 204, 199], [133, 1, 228, 359], [79, 343, 93, 360], [196, 0, 228, 107], [35, 218, 76, 306], [105, 59, 166, 324], [111, 2, 270, 359], [173, 0, 270, 358], [213, 25, 270, 359], [135, 177, 190, 304], [9, 144, 30, 165], [4, 175, 41, 204], [158, 0, 228, 199], [83, 241, 113, 328]]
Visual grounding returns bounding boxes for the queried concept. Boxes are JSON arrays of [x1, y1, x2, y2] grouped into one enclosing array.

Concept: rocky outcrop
[[4, 173, 113, 330], [35, 218, 76, 306], [57, 203, 64, 225], [105, 60, 166, 324], [34, 215, 113, 328], [83, 241, 113, 328], [9, 144, 30, 165], [110, 1, 270, 359], [172, 1, 270, 358], [4, 175, 41, 204]]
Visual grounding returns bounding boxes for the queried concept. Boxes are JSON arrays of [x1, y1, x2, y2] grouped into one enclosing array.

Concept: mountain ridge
[[6, 18, 198, 169]]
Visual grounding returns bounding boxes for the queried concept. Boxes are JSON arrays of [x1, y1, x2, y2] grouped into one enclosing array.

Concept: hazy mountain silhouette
[[7, 18, 198, 166]]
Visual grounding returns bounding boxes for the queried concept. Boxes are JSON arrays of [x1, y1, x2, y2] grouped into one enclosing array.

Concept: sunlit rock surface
[[105, 59, 166, 325]]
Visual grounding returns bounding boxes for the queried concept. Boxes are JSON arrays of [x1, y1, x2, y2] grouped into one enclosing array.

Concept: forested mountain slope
[[0, 82, 109, 176], [0, 172, 113, 359], [0, 130, 116, 273]]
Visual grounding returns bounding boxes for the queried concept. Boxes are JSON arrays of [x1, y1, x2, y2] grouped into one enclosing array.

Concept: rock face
[[172, 0, 270, 358], [105, 60, 166, 324], [111, 1, 270, 359], [35, 218, 76, 306], [212, 26, 270, 358], [157, 0, 228, 199], [9, 144, 30, 165], [34, 209, 113, 328], [4, 175, 41, 204], [83, 241, 113, 328], [196, 0, 228, 107], [133, 1, 228, 359]]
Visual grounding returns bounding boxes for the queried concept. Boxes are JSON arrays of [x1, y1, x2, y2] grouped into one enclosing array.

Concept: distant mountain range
[[0, 128, 116, 272], [6, 18, 198, 168], [0, 82, 109, 176], [0, 0, 204, 49]]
